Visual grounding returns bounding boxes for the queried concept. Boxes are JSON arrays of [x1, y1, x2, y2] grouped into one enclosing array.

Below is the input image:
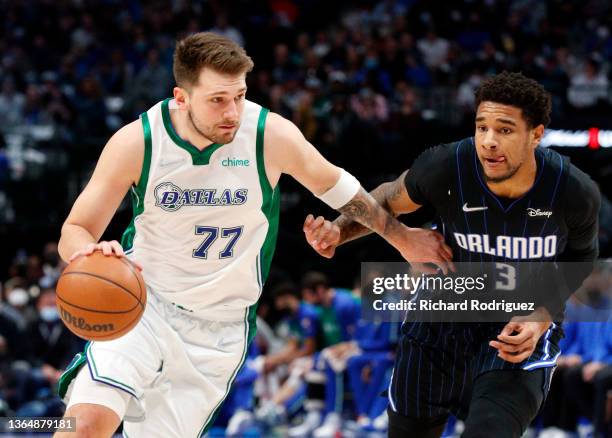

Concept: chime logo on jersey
[[154, 182, 248, 212], [453, 232, 557, 259]]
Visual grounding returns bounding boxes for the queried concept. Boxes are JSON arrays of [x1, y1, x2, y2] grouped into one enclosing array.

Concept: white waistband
[[146, 289, 249, 322]]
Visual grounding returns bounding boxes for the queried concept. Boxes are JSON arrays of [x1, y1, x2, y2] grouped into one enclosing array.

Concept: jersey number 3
[[193, 226, 244, 259]]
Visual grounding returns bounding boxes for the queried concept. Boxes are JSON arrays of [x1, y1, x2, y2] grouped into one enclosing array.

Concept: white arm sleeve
[[315, 169, 361, 209]]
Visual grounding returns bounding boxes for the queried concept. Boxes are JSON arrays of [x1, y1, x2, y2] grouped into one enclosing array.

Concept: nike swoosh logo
[[216, 338, 238, 349], [462, 203, 488, 212]]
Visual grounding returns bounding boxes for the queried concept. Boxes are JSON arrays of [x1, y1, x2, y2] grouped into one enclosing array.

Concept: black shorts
[[388, 366, 551, 438], [388, 322, 557, 422]]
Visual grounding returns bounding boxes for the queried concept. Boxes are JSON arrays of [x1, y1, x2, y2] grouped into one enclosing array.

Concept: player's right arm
[[58, 120, 144, 263], [305, 144, 451, 259], [304, 170, 421, 250]]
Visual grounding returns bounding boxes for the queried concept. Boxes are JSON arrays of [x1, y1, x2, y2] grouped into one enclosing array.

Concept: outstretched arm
[[264, 113, 452, 271], [333, 170, 421, 245]]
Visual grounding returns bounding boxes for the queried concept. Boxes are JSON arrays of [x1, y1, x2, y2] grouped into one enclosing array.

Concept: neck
[[486, 154, 537, 199], [170, 107, 215, 151]]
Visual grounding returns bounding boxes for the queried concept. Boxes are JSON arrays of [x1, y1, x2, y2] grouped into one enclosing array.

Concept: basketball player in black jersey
[[303, 72, 600, 438]]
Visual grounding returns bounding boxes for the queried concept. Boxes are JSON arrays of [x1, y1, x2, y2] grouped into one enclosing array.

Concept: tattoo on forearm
[[336, 187, 403, 244], [338, 198, 371, 225]]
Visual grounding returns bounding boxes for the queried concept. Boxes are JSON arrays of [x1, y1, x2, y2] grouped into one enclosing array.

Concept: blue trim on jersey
[[456, 141, 473, 263], [471, 137, 546, 213], [388, 367, 397, 412], [522, 350, 561, 371]]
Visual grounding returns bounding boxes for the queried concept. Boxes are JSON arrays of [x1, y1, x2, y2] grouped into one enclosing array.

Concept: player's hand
[[582, 361, 605, 382], [392, 226, 455, 275], [303, 214, 340, 259], [69, 241, 143, 271], [490, 308, 552, 363]]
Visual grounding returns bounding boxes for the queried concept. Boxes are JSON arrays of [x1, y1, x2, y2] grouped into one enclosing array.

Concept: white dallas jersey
[[122, 98, 279, 317]]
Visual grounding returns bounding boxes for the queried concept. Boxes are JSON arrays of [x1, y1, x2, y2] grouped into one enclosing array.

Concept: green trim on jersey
[[255, 107, 280, 340], [161, 98, 224, 165], [256, 108, 280, 283], [57, 343, 90, 398], [121, 112, 152, 251]]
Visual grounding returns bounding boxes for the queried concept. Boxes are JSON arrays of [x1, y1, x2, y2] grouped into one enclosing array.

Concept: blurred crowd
[[1, 0, 612, 435], [0, 242, 84, 419], [1, 0, 612, 269]]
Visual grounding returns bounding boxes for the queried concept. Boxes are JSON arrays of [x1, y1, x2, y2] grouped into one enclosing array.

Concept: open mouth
[[484, 156, 506, 164]]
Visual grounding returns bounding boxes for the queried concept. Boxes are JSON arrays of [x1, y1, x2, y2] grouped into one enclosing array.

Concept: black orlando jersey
[[404, 137, 600, 313]]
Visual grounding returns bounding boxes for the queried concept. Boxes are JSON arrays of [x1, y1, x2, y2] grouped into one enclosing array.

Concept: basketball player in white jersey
[[53, 33, 452, 438]]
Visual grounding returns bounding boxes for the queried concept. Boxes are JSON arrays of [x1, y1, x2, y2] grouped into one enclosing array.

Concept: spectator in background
[[6, 287, 80, 417], [72, 76, 107, 143], [0, 77, 25, 128], [24, 287, 81, 375], [209, 14, 245, 48], [288, 272, 360, 437], [560, 322, 612, 438], [3, 280, 36, 329], [263, 282, 320, 374], [567, 58, 610, 111], [41, 242, 64, 285], [255, 282, 322, 425], [416, 29, 450, 71], [349, 88, 389, 124], [127, 48, 172, 109]]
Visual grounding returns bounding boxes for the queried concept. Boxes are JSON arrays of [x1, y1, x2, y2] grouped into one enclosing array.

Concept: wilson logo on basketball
[[59, 305, 115, 332]]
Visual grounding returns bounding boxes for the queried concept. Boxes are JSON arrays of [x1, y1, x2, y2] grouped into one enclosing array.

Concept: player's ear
[[173, 86, 189, 109], [531, 124, 544, 148]]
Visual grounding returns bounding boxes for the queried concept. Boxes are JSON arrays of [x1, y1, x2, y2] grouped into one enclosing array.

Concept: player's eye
[[477, 125, 487, 132], [211, 97, 223, 103], [500, 127, 512, 134], [235, 94, 245, 101]]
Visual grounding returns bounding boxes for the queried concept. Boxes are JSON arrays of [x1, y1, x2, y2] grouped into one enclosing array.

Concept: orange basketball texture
[[56, 251, 146, 341]]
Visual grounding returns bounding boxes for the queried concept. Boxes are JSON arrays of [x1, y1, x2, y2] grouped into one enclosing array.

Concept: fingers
[[303, 215, 325, 241], [410, 263, 438, 275], [68, 241, 126, 262], [68, 242, 96, 262], [498, 322, 521, 339], [495, 347, 534, 363], [489, 340, 534, 354], [303, 215, 339, 258], [497, 326, 532, 345], [303, 214, 314, 231]]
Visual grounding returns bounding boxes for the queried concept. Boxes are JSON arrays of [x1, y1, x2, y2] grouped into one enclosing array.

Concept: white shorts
[[59, 290, 253, 438]]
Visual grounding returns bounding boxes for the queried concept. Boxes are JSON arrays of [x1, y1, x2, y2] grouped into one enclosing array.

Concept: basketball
[[56, 250, 146, 341]]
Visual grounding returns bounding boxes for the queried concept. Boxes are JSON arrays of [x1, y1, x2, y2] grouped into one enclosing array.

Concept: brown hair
[[173, 32, 254, 89]]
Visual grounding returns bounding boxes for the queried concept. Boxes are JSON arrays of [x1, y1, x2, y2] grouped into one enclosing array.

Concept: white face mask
[[40, 306, 60, 322], [7, 288, 29, 307]]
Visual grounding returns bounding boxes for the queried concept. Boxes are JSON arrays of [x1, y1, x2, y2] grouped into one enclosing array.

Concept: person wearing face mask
[[4, 282, 36, 328], [23, 287, 82, 386]]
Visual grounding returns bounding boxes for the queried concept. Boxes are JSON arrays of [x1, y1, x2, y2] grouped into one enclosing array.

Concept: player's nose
[[223, 100, 239, 120], [482, 130, 498, 149]]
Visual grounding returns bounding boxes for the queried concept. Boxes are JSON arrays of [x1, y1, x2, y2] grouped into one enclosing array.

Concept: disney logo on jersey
[[154, 182, 248, 212], [527, 208, 552, 218]]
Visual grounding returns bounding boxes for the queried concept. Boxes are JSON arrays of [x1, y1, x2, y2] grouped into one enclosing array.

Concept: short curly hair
[[475, 71, 552, 128]]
